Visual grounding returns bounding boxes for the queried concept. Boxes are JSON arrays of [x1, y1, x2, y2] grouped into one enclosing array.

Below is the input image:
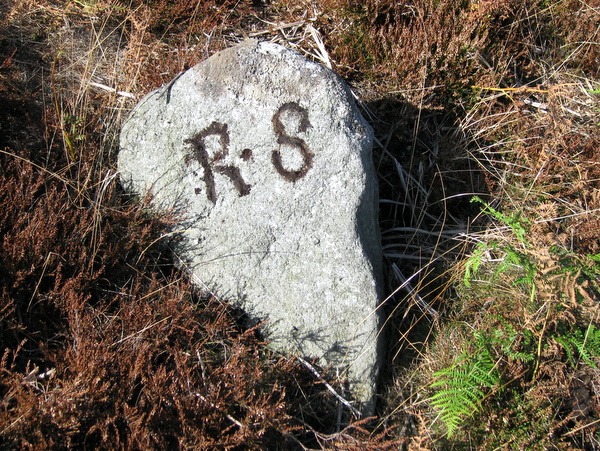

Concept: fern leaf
[[429, 342, 500, 437], [464, 242, 487, 287], [430, 386, 483, 437], [556, 323, 600, 369]]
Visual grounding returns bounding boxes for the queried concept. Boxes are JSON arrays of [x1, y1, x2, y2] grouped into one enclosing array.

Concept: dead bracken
[[1, 0, 599, 449]]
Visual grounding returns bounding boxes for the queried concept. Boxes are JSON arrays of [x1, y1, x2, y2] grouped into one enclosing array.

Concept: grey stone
[[118, 39, 383, 414]]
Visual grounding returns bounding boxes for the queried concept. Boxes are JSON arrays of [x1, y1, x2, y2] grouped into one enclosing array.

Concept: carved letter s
[[272, 103, 314, 182]]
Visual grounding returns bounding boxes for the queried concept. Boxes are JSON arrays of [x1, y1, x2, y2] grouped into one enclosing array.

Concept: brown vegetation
[[1, 0, 599, 449]]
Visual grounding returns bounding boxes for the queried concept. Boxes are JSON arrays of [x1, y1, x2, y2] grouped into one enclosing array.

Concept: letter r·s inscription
[[185, 121, 251, 204], [272, 102, 314, 182]]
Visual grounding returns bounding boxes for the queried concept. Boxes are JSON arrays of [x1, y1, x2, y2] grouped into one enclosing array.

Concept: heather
[[1, 1, 599, 448]]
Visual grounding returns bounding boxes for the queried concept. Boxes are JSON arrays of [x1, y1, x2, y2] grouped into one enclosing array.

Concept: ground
[[1, 1, 599, 449]]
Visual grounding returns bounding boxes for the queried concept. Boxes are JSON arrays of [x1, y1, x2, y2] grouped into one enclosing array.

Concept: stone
[[118, 39, 383, 414]]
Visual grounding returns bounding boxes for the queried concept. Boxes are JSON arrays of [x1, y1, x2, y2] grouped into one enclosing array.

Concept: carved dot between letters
[[240, 148, 253, 161]]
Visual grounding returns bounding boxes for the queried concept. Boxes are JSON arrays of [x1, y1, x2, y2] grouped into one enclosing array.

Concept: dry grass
[[1, 0, 599, 448]]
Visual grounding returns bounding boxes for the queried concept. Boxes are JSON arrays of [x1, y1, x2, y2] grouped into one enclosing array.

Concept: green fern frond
[[430, 386, 482, 435], [556, 335, 577, 367], [579, 324, 600, 368], [471, 196, 530, 244], [556, 323, 600, 369], [464, 242, 488, 287], [429, 333, 501, 437], [492, 325, 536, 362], [580, 254, 600, 294]]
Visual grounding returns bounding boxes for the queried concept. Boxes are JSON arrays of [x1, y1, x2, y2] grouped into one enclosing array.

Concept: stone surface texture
[[118, 39, 383, 414]]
